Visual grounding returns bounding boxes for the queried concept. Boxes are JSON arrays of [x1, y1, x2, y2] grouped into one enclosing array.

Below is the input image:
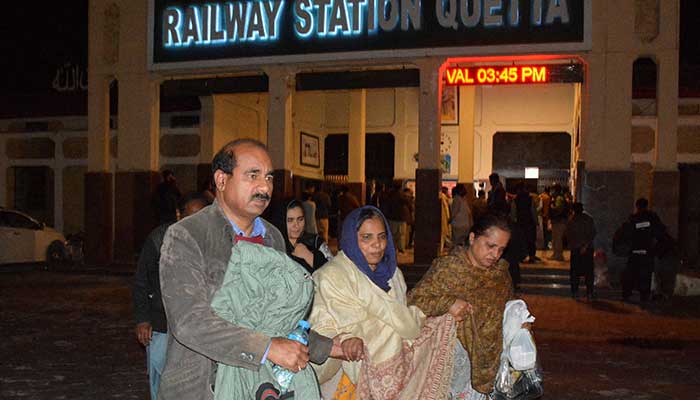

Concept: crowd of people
[[133, 140, 667, 400]]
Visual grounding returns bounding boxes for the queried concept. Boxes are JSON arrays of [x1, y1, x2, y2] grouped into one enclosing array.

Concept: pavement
[[2, 259, 699, 399]]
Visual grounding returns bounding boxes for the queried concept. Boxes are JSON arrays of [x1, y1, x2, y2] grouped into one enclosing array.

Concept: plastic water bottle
[[272, 320, 310, 393]]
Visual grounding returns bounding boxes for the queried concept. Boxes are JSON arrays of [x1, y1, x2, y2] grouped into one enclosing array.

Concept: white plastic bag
[[502, 300, 537, 371], [508, 329, 537, 371]]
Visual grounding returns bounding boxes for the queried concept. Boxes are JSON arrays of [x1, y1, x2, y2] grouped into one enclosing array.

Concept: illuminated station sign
[[150, 0, 589, 68], [445, 64, 584, 85]]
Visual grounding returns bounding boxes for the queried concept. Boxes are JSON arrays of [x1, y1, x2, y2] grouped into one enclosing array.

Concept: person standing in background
[[153, 170, 181, 224], [539, 186, 552, 250], [548, 184, 569, 261], [311, 183, 332, 244], [487, 173, 509, 217], [132, 192, 209, 400], [301, 191, 318, 235], [450, 184, 473, 248], [337, 185, 361, 241], [621, 198, 667, 303], [565, 203, 597, 300]]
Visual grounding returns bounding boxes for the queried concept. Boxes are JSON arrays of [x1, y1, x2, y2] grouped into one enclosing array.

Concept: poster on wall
[[441, 85, 458, 125], [440, 127, 459, 178], [300, 132, 320, 167]]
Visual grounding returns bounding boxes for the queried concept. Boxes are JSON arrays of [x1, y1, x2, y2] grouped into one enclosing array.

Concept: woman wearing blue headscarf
[[309, 206, 465, 400]]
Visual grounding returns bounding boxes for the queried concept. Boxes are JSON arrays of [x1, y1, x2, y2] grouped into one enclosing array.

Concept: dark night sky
[[0, 1, 698, 95]]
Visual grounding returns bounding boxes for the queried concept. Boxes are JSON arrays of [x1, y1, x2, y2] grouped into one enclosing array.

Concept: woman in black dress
[[276, 198, 333, 273]]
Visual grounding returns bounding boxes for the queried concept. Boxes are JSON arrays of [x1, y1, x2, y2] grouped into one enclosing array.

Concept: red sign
[[445, 65, 551, 86]]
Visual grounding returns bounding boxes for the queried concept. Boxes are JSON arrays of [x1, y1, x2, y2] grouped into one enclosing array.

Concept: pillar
[[264, 67, 295, 219], [650, 50, 679, 238], [85, 73, 113, 266], [198, 93, 270, 190], [458, 86, 476, 199], [414, 57, 445, 264], [53, 134, 64, 233], [114, 73, 161, 264], [348, 89, 367, 203], [579, 51, 635, 277]]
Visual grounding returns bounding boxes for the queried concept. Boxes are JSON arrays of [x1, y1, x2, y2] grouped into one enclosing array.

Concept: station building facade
[[1, 0, 699, 273]]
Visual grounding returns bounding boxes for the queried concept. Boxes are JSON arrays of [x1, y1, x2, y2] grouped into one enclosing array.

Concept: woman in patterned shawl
[[310, 206, 468, 400], [408, 213, 514, 399]]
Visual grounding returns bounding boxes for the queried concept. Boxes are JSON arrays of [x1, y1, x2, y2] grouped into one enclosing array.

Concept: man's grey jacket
[[158, 200, 333, 400]]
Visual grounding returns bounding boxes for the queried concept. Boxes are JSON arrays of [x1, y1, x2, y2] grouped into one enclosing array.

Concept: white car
[[0, 208, 68, 267]]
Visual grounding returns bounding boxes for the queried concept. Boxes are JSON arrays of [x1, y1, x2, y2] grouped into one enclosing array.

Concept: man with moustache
[[158, 139, 358, 399]]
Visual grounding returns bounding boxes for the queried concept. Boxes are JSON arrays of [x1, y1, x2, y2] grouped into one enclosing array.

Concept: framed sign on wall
[[441, 85, 458, 125], [300, 132, 320, 168]]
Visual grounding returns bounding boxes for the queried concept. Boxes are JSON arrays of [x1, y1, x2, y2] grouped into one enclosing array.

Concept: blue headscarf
[[339, 205, 397, 292]]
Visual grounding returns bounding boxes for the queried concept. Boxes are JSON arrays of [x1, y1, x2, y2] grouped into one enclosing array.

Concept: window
[[0, 211, 41, 230]]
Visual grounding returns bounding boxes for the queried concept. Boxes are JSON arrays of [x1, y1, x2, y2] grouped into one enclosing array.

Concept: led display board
[[149, 0, 590, 69], [444, 63, 583, 85]]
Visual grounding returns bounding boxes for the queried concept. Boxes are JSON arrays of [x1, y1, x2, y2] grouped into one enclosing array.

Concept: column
[[114, 73, 161, 263], [579, 52, 635, 277], [414, 57, 445, 264], [348, 89, 367, 203], [53, 133, 64, 233], [458, 86, 476, 199], [85, 74, 114, 266], [651, 50, 680, 237], [0, 136, 6, 207], [264, 67, 295, 219]]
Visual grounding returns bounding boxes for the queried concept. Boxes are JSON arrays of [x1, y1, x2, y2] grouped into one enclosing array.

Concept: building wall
[[472, 83, 578, 181], [0, 112, 206, 235]]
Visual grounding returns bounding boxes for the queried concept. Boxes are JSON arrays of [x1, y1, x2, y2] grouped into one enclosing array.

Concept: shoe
[[533, 256, 543, 262]]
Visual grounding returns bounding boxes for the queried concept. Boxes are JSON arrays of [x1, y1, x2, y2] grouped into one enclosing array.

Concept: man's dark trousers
[[623, 254, 655, 301], [570, 247, 594, 297]]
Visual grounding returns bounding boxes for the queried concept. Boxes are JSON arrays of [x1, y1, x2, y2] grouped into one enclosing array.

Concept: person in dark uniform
[[622, 198, 666, 303], [565, 203, 596, 300]]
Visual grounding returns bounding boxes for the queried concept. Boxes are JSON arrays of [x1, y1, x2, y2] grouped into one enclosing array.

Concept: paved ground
[[1, 267, 699, 399]]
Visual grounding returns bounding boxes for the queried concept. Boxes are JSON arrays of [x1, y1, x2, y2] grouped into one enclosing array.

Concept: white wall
[[317, 87, 420, 180], [296, 84, 577, 182], [472, 83, 577, 180]]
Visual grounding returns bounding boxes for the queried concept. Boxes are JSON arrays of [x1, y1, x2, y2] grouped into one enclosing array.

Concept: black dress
[[276, 198, 333, 274]]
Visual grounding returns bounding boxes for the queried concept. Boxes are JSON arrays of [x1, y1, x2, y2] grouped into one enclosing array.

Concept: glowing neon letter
[[367, 0, 377, 32], [533, 66, 547, 82], [163, 8, 181, 46], [263, 0, 284, 39], [460, 0, 481, 28], [379, 0, 400, 32], [224, 2, 248, 42], [531, 0, 543, 25], [295, 0, 314, 37], [483, 0, 503, 27], [182, 6, 202, 45], [436, 0, 457, 30], [211, 5, 226, 42], [401, 0, 420, 31], [545, 0, 569, 24], [328, 0, 351, 34], [247, 1, 267, 40], [346, 0, 364, 32], [508, 0, 520, 26]]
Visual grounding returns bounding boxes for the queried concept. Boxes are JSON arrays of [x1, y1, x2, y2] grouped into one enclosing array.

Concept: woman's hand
[[292, 243, 314, 267], [330, 335, 364, 361], [341, 338, 365, 361], [448, 299, 473, 322]]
